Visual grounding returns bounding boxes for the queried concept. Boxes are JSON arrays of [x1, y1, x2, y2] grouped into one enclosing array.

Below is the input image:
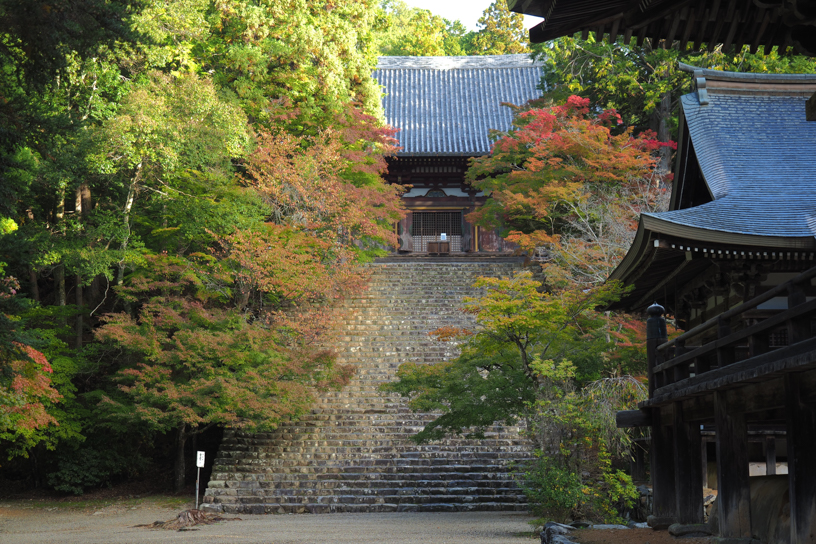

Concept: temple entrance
[[398, 210, 470, 253], [411, 211, 462, 252]]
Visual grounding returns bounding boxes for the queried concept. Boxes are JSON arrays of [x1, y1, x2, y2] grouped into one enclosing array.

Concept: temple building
[[612, 68, 816, 540], [508, 0, 816, 56], [373, 55, 544, 253]]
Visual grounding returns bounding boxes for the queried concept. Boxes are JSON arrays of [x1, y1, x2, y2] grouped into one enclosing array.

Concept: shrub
[[47, 448, 148, 495]]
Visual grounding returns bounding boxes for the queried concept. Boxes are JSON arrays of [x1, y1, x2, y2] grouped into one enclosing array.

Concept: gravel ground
[[0, 505, 538, 544]]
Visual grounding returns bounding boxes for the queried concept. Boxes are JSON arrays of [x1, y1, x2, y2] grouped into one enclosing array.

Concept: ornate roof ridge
[[376, 54, 540, 70], [679, 63, 816, 105]]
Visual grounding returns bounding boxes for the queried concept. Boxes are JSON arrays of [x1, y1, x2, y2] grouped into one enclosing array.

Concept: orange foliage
[[1, 343, 60, 431], [467, 96, 672, 287]]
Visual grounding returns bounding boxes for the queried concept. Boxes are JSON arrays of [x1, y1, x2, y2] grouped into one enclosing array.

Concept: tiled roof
[[373, 55, 544, 156], [642, 67, 816, 245]]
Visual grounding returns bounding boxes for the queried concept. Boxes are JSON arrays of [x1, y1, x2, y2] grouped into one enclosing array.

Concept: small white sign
[[196, 451, 205, 468], [440, 233, 447, 241]]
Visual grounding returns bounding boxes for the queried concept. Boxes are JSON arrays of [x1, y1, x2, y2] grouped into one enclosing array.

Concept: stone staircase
[[202, 259, 532, 514]]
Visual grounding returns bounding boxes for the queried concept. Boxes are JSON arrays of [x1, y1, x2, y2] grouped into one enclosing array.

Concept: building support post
[[714, 390, 752, 539], [764, 436, 776, 476], [785, 373, 816, 544], [674, 401, 704, 524], [646, 302, 675, 529], [649, 407, 676, 528]]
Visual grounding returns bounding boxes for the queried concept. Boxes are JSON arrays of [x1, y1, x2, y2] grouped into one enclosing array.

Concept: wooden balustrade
[[650, 265, 816, 398]]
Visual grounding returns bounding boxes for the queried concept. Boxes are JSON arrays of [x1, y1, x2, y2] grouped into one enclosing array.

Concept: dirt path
[[0, 504, 538, 544]]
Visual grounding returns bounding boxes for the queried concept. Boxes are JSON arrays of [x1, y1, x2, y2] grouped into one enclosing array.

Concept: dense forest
[[2, 0, 815, 514], [0, 0, 535, 496]]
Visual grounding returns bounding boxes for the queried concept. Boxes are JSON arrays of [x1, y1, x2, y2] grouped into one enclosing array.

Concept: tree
[[467, 95, 670, 286], [96, 254, 355, 491], [383, 97, 668, 521], [467, 0, 529, 55], [534, 36, 816, 171], [0, 260, 62, 445], [0, 0, 405, 494], [382, 271, 626, 441], [245, 109, 404, 259], [375, 0, 469, 57], [87, 71, 251, 286]]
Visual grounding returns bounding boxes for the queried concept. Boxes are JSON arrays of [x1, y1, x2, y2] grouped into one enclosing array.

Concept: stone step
[[215, 501, 528, 515], [208, 493, 527, 505], [203, 261, 530, 514]]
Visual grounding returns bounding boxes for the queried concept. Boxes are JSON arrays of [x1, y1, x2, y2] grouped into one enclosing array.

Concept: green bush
[[47, 448, 148, 495], [522, 359, 641, 524], [520, 452, 584, 524]]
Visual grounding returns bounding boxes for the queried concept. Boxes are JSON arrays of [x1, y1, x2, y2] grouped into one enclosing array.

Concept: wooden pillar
[[650, 406, 676, 527], [714, 390, 752, 538], [673, 402, 704, 523], [631, 441, 647, 482], [785, 373, 816, 544], [764, 436, 776, 476], [646, 303, 668, 397], [788, 284, 809, 344]]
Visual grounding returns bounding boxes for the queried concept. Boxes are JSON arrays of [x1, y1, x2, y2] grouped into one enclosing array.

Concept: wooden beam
[[653, 296, 816, 375], [764, 436, 776, 476], [694, 7, 710, 50], [714, 390, 752, 538], [785, 373, 816, 544], [723, 8, 740, 50], [616, 409, 652, 428], [632, 441, 647, 482], [707, 0, 726, 51], [680, 8, 696, 51], [734, 4, 751, 52], [751, 10, 771, 54], [651, 406, 677, 527], [609, 17, 621, 43], [665, 10, 682, 47], [674, 402, 704, 524], [636, 23, 648, 47], [648, 335, 816, 405]]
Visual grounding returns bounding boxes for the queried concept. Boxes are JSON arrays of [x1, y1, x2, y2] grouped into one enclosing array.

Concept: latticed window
[[424, 189, 446, 197], [411, 211, 463, 252]]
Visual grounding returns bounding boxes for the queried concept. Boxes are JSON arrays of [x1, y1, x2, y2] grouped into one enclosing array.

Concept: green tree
[[0, 0, 405, 493], [376, 0, 469, 56], [382, 271, 626, 442], [467, 0, 529, 55], [535, 36, 816, 171]]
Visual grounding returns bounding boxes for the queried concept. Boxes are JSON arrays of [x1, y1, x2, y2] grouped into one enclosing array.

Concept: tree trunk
[[74, 183, 90, 349], [175, 424, 188, 493], [29, 267, 40, 302], [75, 274, 83, 349], [117, 167, 140, 286], [54, 264, 66, 307], [76, 183, 92, 216]]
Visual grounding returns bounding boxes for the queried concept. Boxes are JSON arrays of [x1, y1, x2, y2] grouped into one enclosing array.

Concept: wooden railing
[[649, 265, 816, 396]]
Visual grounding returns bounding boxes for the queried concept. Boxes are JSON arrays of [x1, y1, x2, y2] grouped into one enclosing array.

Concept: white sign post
[[195, 451, 205, 510], [440, 233, 447, 241]]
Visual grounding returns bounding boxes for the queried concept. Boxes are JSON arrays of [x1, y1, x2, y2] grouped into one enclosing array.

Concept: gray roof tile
[[644, 72, 816, 242], [374, 55, 544, 156]]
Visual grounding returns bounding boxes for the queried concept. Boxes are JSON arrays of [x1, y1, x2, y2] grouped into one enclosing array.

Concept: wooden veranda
[[619, 266, 816, 538]]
